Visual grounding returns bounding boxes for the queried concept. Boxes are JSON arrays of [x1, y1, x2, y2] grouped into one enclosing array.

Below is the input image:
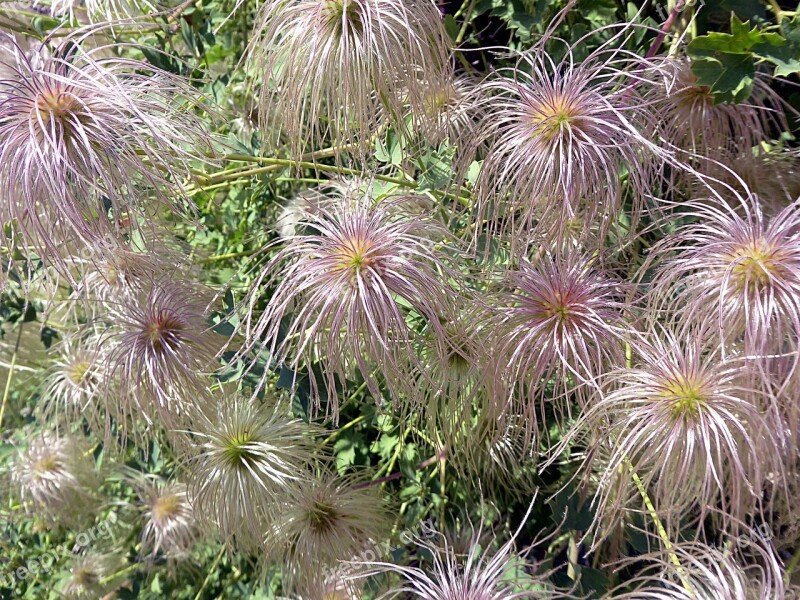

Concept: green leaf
[[39, 326, 58, 350], [371, 433, 400, 461], [489, 0, 538, 42], [690, 54, 755, 103], [755, 14, 800, 77], [443, 14, 459, 40], [688, 14, 799, 101]]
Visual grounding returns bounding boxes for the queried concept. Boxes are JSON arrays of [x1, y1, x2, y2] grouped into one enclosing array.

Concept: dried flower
[[40, 338, 106, 428], [249, 0, 451, 160], [244, 188, 459, 419], [103, 278, 222, 423], [647, 197, 800, 376], [489, 251, 629, 432], [187, 395, 319, 551], [0, 40, 211, 271], [61, 552, 126, 599], [71, 243, 184, 309], [579, 331, 780, 533], [11, 433, 98, 525], [402, 73, 484, 151], [471, 45, 659, 246], [445, 402, 538, 497], [415, 307, 490, 426], [139, 479, 198, 561], [611, 538, 786, 600], [277, 188, 330, 240], [350, 512, 568, 600], [651, 57, 787, 164], [269, 473, 390, 591]]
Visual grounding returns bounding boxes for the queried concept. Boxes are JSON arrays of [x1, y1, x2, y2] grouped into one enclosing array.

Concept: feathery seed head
[[104, 278, 222, 423], [244, 188, 459, 418], [41, 338, 106, 428], [652, 58, 787, 164], [582, 331, 780, 533], [249, 0, 452, 160], [68, 244, 179, 313], [61, 552, 126, 599], [187, 395, 320, 551], [350, 516, 567, 600], [491, 251, 629, 425], [0, 41, 212, 272], [11, 433, 98, 524], [472, 48, 658, 246], [648, 198, 800, 367], [269, 473, 390, 591], [612, 539, 786, 600], [402, 74, 484, 151], [139, 479, 198, 561]]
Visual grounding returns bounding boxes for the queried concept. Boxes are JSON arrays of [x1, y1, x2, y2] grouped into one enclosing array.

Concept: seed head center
[[68, 360, 91, 385], [222, 431, 255, 465], [531, 95, 581, 139], [334, 235, 376, 273], [307, 498, 340, 533], [34, 454, 62, 475], [663, 375, 706, 418], [35, 88, 80, 123], [322, 0, 362, 33], [731, 240, 782, 291], [151, 493, 182, 522], [145, 311, 186, 351]]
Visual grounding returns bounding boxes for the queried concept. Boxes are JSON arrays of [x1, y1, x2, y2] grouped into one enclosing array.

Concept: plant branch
[[646, 0, 686, 59], [0, 322, 24, 431]]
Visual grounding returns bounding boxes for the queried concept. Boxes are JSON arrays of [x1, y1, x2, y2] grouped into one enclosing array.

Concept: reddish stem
[[646, 0, 687, 59]]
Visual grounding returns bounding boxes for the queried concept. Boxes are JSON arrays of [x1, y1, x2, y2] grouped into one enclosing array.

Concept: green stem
[[767, 0, 787, 22], [0, 322, 24, 431], [785, 544, 800, 584], [455, 0, 477, 44], [374, 425, 412, 481], [194, 546, 226, 600], [319, 414, 367, 448], [99, 562, 139, 585], [627, 459, 695, 596], [201, 249, 254, 264], [221, 156, 417, 189]]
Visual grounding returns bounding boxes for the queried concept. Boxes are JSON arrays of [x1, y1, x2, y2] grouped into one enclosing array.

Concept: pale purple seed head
[[471, 47, 660, 247], [249, 0, 452, 161], [647, 198, 800, 370], [650, 57, 788, 164], [104, 278, 221, 424], [61, 552, 126, 599], [11, 432, 99, 525], [0, 41, 212, 272], [139, 479, 198, 563], [40, 337, 106, 429], [244, 188, 460, 420], [349, 518, 570, 600], [582, 330, 780, 535], [490, 251, 630, 430]]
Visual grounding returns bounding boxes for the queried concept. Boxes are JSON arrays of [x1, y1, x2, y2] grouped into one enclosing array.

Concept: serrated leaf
[[371, 433, 399, 460], [690, 54, 755, 103], [334, 436, 357, 473], [755, 15, 800, 77]]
